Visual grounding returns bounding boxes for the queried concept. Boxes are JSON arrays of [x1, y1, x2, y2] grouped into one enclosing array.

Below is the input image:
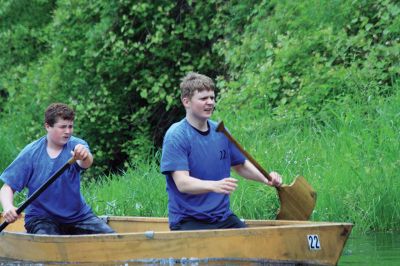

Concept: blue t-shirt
[[0, 136, 93, 224], [160, 119, 245, 227]]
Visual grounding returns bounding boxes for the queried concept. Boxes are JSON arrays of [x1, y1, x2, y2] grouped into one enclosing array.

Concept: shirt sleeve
[[160, 130, 190, 175], [0, 147, 33, 192]]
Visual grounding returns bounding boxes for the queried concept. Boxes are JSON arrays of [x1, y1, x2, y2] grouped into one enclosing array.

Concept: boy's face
[[183, 89, 215, 121], [45, 118, 74, 147]]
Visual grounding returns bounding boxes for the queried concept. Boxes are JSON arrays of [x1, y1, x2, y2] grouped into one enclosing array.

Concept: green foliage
[[5, 90, 399, 232], [65, 0, 227, 172], [0, 0, 399, 232], [214, 88, 400, 232], [0, 0, 228, 174], [0, 0, 54, 67], [3, 0, 397, 175], [215, 0, 399, 120], [85, 88, 400, 232], [0, 127, 19, 171], [0, 0, 55, 113], [83, 153, 168, 217]]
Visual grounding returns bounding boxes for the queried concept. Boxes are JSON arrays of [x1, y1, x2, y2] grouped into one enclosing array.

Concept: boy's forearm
[[0, 184, 15, 210], [77, 153, 93, 169], [177, 177, 214, 194], [233, 160, 268, 184]]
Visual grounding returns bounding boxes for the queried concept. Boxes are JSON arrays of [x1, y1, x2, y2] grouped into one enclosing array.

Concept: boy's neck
[[46, 136, 64, 158], [186, 115, 208, 132]]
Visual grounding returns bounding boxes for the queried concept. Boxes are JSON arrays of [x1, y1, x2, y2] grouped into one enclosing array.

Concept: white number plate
[[307, 234, 321, 250]]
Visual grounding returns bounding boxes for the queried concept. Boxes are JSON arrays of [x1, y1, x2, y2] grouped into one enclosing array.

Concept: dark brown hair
[[44, 103, 75, 126]]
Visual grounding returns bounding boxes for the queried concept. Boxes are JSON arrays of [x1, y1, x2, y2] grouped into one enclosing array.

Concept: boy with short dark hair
[[0, 103, 114, 235]]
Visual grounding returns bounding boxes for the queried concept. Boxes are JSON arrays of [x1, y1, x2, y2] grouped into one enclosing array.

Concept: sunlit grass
[[0, 126, 20, 171], [83, 153, 168, 217], [1, 92, 399, 233], [213, 91, 400, 232]]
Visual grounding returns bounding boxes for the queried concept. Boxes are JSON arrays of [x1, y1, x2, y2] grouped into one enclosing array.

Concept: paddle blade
[[276, 176, 317, 220]]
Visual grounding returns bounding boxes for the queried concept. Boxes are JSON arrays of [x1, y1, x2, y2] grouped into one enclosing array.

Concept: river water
[[338, 232, 400, 265], [1, 232, 399, 265]]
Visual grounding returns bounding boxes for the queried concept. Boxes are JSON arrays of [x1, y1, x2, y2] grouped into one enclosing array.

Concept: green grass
[[0, 126, 20, 171], [2, 92, 399, 233], [82, 152, 168, 217], [212, 91, 400, 232], [81, 91, 399, 233], [1, 0, 398, 235]]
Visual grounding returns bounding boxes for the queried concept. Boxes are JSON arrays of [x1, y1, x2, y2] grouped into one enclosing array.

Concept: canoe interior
[[1, 214, 326, 233]]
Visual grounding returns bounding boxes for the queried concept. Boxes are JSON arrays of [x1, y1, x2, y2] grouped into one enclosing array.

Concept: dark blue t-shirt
[[0, 136, 93, 224], [160, 119, 245, 227]]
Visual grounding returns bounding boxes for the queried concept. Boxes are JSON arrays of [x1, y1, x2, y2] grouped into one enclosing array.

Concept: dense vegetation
[[83, 91, 399, 232], [0, 0, 229, 172], [1, 0, 398, 232]]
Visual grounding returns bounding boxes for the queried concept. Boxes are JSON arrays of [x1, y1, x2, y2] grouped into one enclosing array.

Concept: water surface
[[338, 232, 400, 265]]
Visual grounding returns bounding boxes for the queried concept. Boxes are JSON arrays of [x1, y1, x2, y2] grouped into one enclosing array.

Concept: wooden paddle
[[216, 121, 317, 220], [0, 157, 76, 232]]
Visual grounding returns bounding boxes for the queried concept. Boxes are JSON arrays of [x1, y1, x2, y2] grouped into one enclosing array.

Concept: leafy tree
[[0, 0, 56, 112], [0, 0, 228, 174], [215, 0, 399, 121]]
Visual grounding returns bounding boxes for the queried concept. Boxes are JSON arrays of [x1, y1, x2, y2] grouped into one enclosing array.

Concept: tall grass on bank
[[0, 133, 13, 172], [0, 125, 21, 171], [83, 153, 168, 217], [84, 91, 399, 232], [1, 93, 398, 233], [213, 91, 400, 232]]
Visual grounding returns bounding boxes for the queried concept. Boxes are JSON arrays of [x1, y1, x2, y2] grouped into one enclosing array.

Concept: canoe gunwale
[[0, 219, 353, 242]]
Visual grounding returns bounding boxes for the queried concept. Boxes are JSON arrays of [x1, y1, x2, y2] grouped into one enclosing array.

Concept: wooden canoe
[[0, 215, 352, 265]]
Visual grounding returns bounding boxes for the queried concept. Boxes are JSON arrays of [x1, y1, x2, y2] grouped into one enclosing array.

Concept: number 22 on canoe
[[216, 121, 317, 220]]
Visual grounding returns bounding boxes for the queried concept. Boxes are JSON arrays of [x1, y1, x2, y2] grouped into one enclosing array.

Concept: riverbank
[[0, 91, 398, 233], [83, 91, 400, 233]]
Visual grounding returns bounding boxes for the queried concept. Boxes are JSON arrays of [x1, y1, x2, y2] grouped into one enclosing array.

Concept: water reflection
[[339, 232, 400, 265]]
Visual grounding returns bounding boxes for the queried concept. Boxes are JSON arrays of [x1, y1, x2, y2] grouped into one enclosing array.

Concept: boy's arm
[[0, 184, 19, 223], [232, 160, 282, 187], [72, 144, 93, 169], [172, 170, 238, 195]]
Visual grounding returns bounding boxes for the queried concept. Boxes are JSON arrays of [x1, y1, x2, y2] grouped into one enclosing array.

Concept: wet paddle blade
[[276, 176, 317, 220]]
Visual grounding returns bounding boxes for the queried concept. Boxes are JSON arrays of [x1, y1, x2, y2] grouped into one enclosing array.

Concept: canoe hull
[[0, 216, 352, 265]]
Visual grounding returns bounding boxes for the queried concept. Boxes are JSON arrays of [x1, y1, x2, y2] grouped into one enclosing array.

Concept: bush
[[215, 0, 399, 120], [0, 0, 229, 174]]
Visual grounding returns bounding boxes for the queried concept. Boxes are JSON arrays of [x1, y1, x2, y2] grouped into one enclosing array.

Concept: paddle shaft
[[216, 121, 317, 220], [0, 157, 76, 232], [216, 122, 274, 183]]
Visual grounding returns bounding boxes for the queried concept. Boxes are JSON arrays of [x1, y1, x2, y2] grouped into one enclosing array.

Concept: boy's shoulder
[[166, 119, 187, 133], [69, 135, 86, 144], [23, 136, 46, 153]]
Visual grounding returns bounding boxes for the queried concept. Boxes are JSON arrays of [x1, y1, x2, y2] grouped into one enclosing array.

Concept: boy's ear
[[182, 97, 190, 108]]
